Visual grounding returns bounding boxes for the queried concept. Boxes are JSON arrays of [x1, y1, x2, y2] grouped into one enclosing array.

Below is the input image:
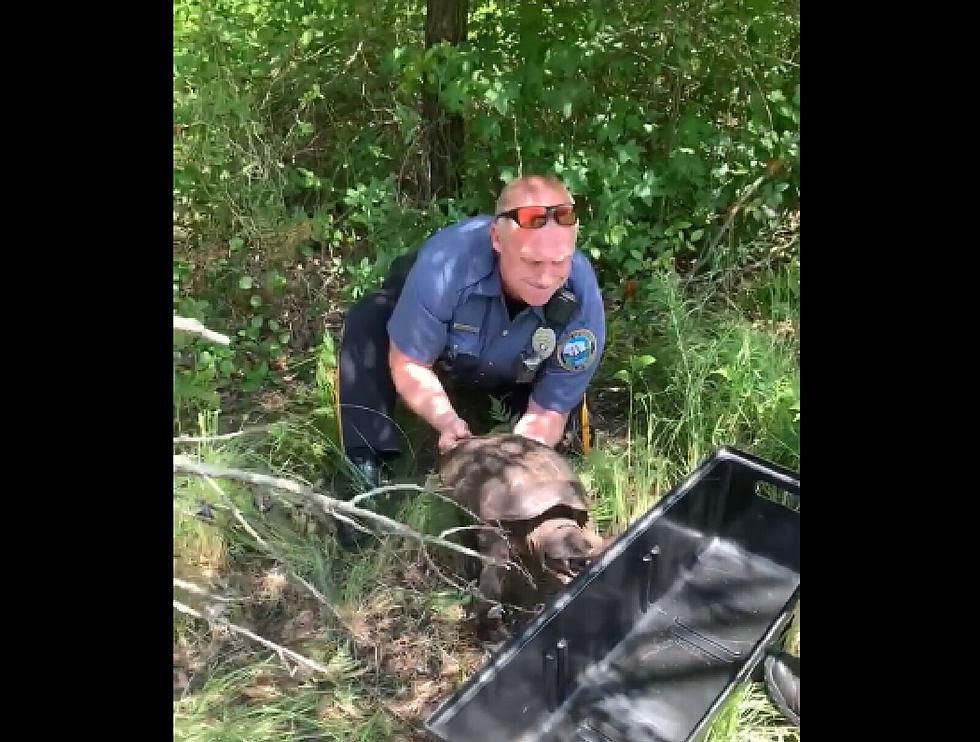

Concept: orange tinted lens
[[555, 204, 577, 225], [516, 206, 548, 228]]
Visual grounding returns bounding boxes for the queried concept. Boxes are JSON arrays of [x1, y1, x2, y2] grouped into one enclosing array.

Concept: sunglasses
[[495, 203, 578, 229]]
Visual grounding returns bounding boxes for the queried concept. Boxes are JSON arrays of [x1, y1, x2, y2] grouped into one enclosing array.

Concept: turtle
[[436, 433, 608, 639]]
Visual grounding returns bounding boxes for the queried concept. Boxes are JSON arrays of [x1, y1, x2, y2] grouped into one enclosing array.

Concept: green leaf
[[250, 295, 262, 308], [229, 238, 244, 252], [269, 320, 280, 332], [633, 355, 656, 368], [690, 228, 704, 241], [251, 316, 264, 329], [613, 369, 631, 382], [238, 276, 253, 290], [279, 332, 291, 344]]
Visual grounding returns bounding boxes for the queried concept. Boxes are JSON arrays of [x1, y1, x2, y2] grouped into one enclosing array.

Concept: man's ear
[[490, 220, 503, 255]]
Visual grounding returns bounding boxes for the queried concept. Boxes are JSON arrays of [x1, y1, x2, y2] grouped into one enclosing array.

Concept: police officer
[[334, 174, 606, 512]]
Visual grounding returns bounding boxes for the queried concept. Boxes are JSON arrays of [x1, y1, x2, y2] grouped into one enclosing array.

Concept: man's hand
[[438, 416, 472, 453], [513, 398, 569, 448]]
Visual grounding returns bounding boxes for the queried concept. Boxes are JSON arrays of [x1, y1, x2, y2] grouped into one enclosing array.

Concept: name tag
[[452, 322, 480, 334]]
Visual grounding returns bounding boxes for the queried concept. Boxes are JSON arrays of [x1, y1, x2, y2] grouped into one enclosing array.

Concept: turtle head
[[529, 518, 607, 585]]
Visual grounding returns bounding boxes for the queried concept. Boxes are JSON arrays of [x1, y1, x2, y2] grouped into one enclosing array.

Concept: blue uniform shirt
[[387, 215, 606, 414]]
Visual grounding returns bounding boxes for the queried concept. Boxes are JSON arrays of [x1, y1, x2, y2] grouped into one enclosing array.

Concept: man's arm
[[388, 341, 471, 452]]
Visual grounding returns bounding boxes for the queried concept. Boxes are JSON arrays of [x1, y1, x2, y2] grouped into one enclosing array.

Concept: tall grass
[[581, 265, 799, 533]]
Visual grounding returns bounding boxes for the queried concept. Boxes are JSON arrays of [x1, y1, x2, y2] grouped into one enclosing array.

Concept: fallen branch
[[174, 425, 275, 444], [173, 316, 231, 346], [349, 483, 427, 508], [172, 578, 239, 602], [438, 524, 505, 541], [173, 599, 332, 676], [173, 455, 507, 567], [199, 476, 355, 634]]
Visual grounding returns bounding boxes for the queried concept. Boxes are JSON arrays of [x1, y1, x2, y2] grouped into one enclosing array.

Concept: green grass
[[704, 682, 800, 742], [173, 656, 398, 741]]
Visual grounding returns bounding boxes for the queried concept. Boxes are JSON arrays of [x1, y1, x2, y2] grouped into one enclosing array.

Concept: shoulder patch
[[558, 329, 597, 372]]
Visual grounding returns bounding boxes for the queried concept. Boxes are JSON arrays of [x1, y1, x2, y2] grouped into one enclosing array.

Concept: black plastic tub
[[424, 446, 800, 742]]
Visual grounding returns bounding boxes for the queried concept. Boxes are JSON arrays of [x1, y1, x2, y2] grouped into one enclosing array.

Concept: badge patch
[[558, 329, 597, 372]]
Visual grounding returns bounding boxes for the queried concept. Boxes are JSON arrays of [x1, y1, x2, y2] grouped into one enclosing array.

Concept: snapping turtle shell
[[437, 433, 590, 523]]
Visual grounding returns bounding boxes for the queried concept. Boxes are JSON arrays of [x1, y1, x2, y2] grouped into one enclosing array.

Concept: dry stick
[[173, 455, 508, 567], [173, 599, 332, 676], [174, 425, 276, 444], [173, 578, 238, 602], [438, 524, 504, 541], [200, 476, 355, 633], [706, 172, 768, 256], [348, 483, 428, 508], [173, 316, 231, 346]]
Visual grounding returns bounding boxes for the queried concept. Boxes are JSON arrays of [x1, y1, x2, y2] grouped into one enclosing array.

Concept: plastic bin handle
[[717, 446, 800, 498]]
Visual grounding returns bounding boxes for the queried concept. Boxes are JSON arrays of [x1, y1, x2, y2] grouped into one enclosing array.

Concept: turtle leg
[[475, 531, 512, 641]]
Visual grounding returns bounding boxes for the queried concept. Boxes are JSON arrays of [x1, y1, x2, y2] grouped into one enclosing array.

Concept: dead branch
[[174, 425, 275, 444], [173, 455, 508, 567], [348, 482, 427, 507], [172, 578, 238, 602], [173, 599, 332, 676], [438, 524, 505, 541], [199, 475, 356, 634], [173, 316, 231, 346]]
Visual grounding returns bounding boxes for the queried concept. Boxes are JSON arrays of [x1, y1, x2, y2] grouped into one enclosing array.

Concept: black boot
[[334, 450, 383, 550], [764, 651, 800, 726]]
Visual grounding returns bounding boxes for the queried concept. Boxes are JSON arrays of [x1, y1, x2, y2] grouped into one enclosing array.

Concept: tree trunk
[[424, 0, 467, 200]]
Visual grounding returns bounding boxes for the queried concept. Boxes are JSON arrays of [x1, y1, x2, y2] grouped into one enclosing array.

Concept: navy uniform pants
[[337, 253, 534, 462]]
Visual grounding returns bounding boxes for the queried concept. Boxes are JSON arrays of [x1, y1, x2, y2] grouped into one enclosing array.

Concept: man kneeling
[[332, 175, 606, 545]]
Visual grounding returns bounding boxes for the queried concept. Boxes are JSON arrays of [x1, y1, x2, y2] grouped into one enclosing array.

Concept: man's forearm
[[389, 353, 462, 434]]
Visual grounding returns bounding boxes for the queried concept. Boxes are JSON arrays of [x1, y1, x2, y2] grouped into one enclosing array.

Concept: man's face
[[490, 182, 578, 307]]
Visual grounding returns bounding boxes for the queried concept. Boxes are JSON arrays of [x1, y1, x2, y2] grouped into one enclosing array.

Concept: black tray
[[424, 446, 800, 742]]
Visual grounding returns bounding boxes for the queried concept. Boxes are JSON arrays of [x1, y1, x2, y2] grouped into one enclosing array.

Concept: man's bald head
[[495, 174, 574, 215]]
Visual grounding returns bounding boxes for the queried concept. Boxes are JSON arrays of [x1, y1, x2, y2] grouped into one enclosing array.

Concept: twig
[[173, 316, 231, 346], [172, 578, 238, 602], [349, 483, 427, 507], [173, 455, 508, 567], [173, 599, 332, 676], [173, 425, 275, 444], [706, 173, 768, 256], [438, 524, 505, 541]]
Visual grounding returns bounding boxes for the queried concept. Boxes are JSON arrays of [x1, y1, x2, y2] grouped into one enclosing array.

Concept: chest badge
[[531, 327, 556, 359], [558, 328, 598, 372]]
